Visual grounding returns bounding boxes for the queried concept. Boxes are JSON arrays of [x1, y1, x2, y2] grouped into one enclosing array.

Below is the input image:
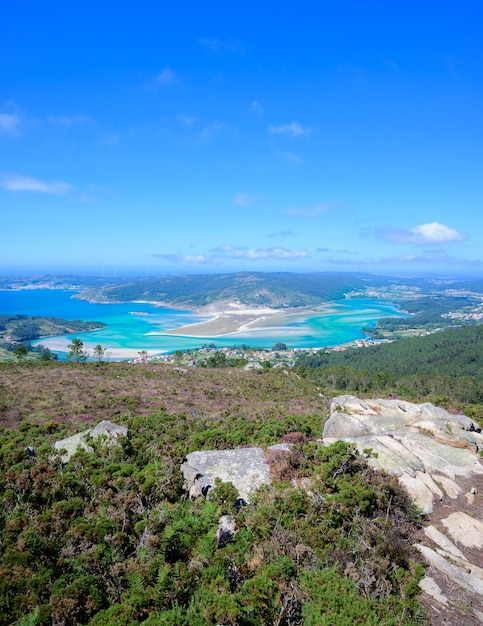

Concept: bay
[[0, 289, 403, 359]]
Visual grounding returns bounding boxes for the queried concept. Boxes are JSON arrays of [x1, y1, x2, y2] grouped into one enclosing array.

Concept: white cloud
[[212, 245, 307, 261], [232, 192, 255, 207], [316, 247, 351, 254], [380, 221, 466, 245], [0, 112, 20, 135], [285, 203, 331, 217], [249, 100, 264, 115], [268, 121, 313, 138], [145, 68, 180, 91], [155, 245, 307, 265], [178, 114, 197, 125], [153, 253, 215, 264], [198, 120, 227, 141], [266, 230, 297, 238], [0, 172, 71, 195], [156, 68, 179, 85], [153, 244, 307, 265], [377, 253, 483, 267], [48, 115, 91, 127]]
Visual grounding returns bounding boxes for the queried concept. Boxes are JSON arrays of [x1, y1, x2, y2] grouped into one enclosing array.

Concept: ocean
[[0, 289, 403, 359]]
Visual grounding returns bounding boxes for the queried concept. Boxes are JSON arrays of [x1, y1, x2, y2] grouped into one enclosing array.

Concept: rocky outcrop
[[180, 447, 271, 502], [324, 395, 483, 624], [324, 395, 483, 514], [54, 420, 128, 462]]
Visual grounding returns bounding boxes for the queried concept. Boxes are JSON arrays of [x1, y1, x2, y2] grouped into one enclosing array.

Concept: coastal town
[[129, 337, 386, 367]]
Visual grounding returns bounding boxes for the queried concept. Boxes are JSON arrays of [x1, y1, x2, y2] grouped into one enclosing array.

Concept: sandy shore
[[161, 307, 281, 337], [32, 337, 160, 359]]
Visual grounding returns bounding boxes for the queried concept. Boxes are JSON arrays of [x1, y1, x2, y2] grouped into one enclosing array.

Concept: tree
[[13, 345, 28, 361], [67, 338, 87, 363], [36, 345, 57, 361], [273, 342, 287, 351], [92, 344, 106, 363]]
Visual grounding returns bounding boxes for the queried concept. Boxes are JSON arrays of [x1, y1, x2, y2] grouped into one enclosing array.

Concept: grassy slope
[[0, 362, 425, 625], [0, 361, 326, 432]]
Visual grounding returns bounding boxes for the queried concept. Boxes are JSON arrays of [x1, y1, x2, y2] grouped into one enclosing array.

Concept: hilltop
[[0, 361, 427, 625], [75, 271, 423, 309]]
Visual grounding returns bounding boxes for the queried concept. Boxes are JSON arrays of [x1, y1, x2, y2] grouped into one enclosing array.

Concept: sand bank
[[32, 337, 160, 359], [160, 306, 281, 337]]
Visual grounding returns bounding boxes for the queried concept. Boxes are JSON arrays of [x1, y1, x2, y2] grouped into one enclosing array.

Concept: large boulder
[[181, 447, 271, 502], [323, 396, 483, 513], [54, 420, 128, 463]]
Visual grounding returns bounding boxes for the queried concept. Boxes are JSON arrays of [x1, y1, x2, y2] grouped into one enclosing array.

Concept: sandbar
[[161, 304, 331, 338]]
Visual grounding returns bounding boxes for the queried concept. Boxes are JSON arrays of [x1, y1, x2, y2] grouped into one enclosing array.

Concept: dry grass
[[0, 361, 328, 432]]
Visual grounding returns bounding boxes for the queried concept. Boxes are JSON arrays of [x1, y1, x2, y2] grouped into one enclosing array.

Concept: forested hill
[[77, 272, 408, 308], [297, 324, 483, 380], [0, 315, 106, 342]]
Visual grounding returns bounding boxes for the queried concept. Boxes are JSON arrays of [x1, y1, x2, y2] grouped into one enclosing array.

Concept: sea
[[0, 289, 404, 359]]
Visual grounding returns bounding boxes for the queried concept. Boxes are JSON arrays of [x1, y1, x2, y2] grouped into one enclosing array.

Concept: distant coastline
[[0, 284, 409, 359]]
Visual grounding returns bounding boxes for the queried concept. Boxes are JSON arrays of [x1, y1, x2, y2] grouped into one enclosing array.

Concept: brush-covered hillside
[[0, 361, 427, 625], [77, 271, 409, 308], [297, 324, 483, 416]]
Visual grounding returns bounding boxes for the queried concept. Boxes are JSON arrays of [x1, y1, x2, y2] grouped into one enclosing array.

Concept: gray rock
[[54, 420, 128, 463], [243, 361, 263, 371], [416, 544, 483, 596], [424, 525, 468, 560], [323, 396, 483, 512], [441, 512, 483, 550], [398, 471, 441, 514], [181, 447, 271, 502], [419, 576, 448, 606], [216, 515, 237, 547]]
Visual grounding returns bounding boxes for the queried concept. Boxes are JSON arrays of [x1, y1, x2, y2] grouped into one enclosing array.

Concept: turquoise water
[[0, 289, 403, 358]]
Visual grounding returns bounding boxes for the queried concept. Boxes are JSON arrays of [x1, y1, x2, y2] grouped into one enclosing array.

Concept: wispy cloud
[[316, 247, 351, 254], [0, 102, 21, 136], [380, 221, 466, 245], [178, 114, 197, 125], [154, 245, 307, 265], [378, 253, 483, 267], [232, 192, 255, 207], [198, 38, 245, 53], [211, 245, 307, 261], [249, 100, 264, 115], [0, 112, 20, 135], [153, 253, 214, 264], [0, 172, 71, 195], [269, 121, 313, 138], [285, 203, 331, 217], [48, 115, 92, 127], [266, 230, 297, 238], [322, 252, 483, 269], [145, 68, 180, 91], [197, 120, 227, 141]]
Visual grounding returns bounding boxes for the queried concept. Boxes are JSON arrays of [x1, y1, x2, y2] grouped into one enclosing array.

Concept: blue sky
[[1, 1, 482, 276]]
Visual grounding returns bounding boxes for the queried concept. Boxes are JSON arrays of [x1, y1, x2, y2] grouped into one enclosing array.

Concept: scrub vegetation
[[0, 361, 427, 625]]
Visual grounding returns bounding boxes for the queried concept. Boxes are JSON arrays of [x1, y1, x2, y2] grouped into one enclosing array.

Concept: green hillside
[[77, 271, 404, 308], [296, 324, 483, 411], [298, 324, 483, 378], [0, 315, 106, 343], [0, 362, 425, 625]]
